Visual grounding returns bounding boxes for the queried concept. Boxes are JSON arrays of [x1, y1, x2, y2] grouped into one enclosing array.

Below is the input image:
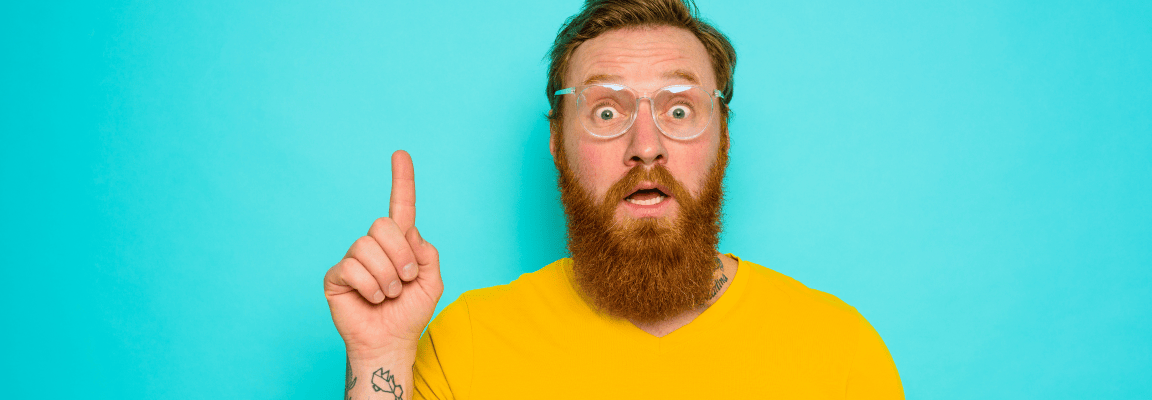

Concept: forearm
[[345, 347, 418, 400]]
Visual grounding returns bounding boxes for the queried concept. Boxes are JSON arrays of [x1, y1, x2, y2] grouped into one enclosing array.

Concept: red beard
[[555, 135, 728, 323]]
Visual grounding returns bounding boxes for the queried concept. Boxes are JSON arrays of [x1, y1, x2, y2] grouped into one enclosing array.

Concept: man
[[324, 0, 903, 398]]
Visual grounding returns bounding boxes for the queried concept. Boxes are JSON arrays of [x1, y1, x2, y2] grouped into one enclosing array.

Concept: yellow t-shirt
[[414, 255, 903, 399]]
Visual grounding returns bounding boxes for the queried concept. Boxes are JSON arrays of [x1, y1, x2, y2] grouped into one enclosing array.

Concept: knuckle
[[336, 258, 359, 276], [352, 236, 375, 251], [372, 217, 398, 231]]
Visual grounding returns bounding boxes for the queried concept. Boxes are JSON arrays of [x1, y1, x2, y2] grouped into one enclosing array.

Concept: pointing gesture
[[324, 150, 443, 363], [389, 150, 416, 232]]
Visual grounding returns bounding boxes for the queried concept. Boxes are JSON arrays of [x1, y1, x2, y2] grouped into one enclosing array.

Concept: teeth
[[626, 195, 666, 206]]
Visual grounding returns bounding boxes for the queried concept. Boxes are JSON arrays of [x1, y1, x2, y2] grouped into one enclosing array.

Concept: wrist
[[346, 342, 417, 366]]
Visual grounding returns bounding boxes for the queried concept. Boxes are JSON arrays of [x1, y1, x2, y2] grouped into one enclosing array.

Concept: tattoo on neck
[[709, 273, 729, 299], [706, 257, 729, 301], [371, 368, 404, 400]]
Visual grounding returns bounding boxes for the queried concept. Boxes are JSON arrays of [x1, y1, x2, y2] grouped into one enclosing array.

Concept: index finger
[[389, 150, 416, 232]]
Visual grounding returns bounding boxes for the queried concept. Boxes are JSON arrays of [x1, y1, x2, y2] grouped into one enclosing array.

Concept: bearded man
[[324, 1, 903, 399]]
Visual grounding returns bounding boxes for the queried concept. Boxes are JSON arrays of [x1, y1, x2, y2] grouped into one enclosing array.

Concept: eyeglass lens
[[576, 85, 714, 139]]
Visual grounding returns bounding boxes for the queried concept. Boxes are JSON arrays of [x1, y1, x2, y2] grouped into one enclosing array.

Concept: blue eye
[[669, 106, 690, 119]]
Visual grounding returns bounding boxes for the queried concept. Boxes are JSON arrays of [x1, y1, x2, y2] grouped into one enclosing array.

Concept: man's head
[[547, 0, 737, 323]]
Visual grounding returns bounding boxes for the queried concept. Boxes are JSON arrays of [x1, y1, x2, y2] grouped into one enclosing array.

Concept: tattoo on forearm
[[345, 360, 357, 400], [371, 368, 404, 400]]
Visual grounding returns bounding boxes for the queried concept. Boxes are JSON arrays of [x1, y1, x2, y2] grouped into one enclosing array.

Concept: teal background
[[2, 0, 1149, 398]]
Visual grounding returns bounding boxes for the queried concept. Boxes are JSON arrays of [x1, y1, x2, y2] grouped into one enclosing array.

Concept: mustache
[[601, 164, 694, 208]]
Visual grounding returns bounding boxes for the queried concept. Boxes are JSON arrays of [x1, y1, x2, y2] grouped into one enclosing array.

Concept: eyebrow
[[582, 74, 621, 85], [663, 69, 700, 85], [579, 70, 701, 86]]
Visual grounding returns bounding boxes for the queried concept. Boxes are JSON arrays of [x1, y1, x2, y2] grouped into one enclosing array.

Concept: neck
[[629, 253, 738, 337]]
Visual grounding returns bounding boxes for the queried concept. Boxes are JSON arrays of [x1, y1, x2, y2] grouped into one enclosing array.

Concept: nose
[[623, 98, 667, 167]]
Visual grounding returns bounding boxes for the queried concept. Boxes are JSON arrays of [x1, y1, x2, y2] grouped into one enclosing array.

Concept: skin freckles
[[552, 26, 722, 223]]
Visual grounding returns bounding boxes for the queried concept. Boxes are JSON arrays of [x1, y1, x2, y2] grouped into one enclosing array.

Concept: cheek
[[570, 145, 615, 196], [564, 134, 632, 201], [668, 141, 719, 195]]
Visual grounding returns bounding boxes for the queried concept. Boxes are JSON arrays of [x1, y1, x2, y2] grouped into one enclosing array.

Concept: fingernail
[[402, 263, 417, 280], [372, 290, 384, 303], [387, 280, 402, 297]]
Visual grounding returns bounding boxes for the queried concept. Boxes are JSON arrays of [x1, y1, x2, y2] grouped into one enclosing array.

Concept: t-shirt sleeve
[[413, 297, 474, 400], [845, 314, 904, 399]]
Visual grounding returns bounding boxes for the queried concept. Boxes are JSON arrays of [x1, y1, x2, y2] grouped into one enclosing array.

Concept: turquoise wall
[[2, 0, 1149, 398]]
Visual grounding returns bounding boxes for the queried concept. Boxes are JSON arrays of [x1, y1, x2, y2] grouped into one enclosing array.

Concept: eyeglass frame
[[553, 83, 725, 140]]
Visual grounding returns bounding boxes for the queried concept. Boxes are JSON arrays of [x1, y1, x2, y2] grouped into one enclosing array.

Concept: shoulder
[[733, 256, 868, 333], [417, 259, 575, 384], [741, 258, 858, 311], [728, 257, 903, 393], [461, 258, 573, 306], [431, 259, 577, 327]]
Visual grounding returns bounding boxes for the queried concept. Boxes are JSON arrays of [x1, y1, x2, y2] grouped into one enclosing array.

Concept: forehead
[[567, 26, 716, 90]]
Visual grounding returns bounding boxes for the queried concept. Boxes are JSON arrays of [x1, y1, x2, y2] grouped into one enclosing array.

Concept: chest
[[461, 324, 853, 400]]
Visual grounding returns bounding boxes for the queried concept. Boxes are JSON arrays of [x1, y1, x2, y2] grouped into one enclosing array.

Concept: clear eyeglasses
[[554, 83, 724, 140]]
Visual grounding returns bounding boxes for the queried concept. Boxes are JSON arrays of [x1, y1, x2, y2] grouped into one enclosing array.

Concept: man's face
[[552, 26, 724, 224], [552, 25, 728, 323]]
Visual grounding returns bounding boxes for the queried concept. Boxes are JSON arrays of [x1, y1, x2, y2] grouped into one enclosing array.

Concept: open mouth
[[624, 187, 670, 206]]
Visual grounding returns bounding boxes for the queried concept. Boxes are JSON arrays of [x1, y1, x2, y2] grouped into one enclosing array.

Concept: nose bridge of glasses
[[631, 95, 661, 132], [634, 95, 654, 114], [633, 92, 679, 136]]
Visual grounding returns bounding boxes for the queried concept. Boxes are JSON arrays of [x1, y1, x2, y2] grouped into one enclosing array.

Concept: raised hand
[[324, 150, 443, 360]]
